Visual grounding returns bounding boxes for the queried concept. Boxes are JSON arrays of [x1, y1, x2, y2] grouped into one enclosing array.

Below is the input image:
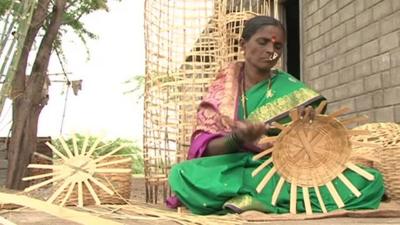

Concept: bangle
[[224, 132, 244, 152], [231, 132, 245, 146]]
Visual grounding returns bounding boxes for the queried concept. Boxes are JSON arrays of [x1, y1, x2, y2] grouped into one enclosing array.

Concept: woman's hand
[[205, 117, 269, 156], [256, 136, 275, 150], [298, 105, 316, 123], [231, 120, 269, 144]]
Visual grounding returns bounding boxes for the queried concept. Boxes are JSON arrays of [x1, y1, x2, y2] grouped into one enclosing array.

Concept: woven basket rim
[[273, 115, 351, 187]]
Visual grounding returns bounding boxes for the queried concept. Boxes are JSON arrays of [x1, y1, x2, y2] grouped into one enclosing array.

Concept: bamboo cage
[[144, 0, 280, 203]]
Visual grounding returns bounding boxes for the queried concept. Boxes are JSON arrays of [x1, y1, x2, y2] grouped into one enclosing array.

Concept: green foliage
[[0, 0, 12, 16], [1, 0, 121, 65], [56, 0, 120, 60], [52, 134, 144, 174], [123, 75, 144, 101]]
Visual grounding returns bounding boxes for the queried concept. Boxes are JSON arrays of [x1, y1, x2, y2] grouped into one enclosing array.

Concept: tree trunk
[[6, 0, 67, 190]]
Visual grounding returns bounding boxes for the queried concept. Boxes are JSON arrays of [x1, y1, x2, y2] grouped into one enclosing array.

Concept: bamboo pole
[[0, 192, 123, 225], [0, 1, 16, 58], [0, 0, 36, 115]]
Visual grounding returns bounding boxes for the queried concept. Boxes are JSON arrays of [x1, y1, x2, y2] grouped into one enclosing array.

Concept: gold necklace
[[266, 77, 274, 98], [241, 69, 275, 118]]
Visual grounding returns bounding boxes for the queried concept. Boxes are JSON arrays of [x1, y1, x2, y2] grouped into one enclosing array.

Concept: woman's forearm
[[204, 133, 242, 156]]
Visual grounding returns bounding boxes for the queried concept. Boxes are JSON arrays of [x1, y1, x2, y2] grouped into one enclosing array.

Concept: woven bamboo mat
[[2, 193, 400, 224], [240, 201, 400, 222]]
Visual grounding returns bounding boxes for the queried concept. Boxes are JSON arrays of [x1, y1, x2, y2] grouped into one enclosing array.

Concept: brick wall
[[0, 137, 52, 187], [301, 0, 400, 123], [0, 141, 8, 186]]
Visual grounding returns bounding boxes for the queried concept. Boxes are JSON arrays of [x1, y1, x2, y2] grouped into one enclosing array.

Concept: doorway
[[282, 0, 300, 80]]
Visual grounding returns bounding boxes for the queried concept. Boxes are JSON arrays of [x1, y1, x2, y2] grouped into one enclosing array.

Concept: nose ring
[[269, 52, 278, 60]]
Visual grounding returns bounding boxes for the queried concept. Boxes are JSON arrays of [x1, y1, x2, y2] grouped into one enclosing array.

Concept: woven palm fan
[[252, 101, 377, 215], [22, 135, 131, 207]]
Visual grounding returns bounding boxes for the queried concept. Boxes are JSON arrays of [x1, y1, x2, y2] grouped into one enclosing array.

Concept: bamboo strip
[[257, 136, 277, 146], [290, 182, 297, 214], [252, 148, 273, 160], [0, 192, 123, 225], [326, 181, 345, 208], [340, 115, 368, 126], [27, 164, 60, 169], [24, 175, 66, 192], [60, 137, 73, 158], [83, 180, 101, 205], [96, 158, 132, 168], [316, 100, 327, 114], [88, 176, 114, 195], [302, 187, 312, 215], [256, 166, 276, 193], [0, 215, 15, 225], [271, 177, 284, 206], [46, 142, 68, 161], [297, 129, 317, 162], [251, 157, 272, 177], [86, 137, 101, 156], [271, 122, 285, 130], [347, 130, 370, 136], [328, 107, 350, 118], [22, 171, 60, 181], [94, 168, 131, 173], [81, 135, 90, 156], [93, 142, 114, 155], [78, 181, 83, 207], [33, 152, 52, 161], [72, 134, 79, 156], [93, 145, 128, 163], [289, 108, 299, 121], [314, 186, 327, 213], [338, 174, 361, 197], [346, 162, 375, 181], [61, 182, 76, 206], [351, 140, 382, 148], [47, 179, 72, 203]]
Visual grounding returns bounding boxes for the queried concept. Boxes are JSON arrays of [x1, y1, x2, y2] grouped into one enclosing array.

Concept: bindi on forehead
[[271, 35, 276, 43]]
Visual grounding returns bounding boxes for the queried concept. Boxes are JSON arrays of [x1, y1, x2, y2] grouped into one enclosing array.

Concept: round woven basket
[[375, 147, 400, 203], [273, 115, 351, 187], [351, 122, 400, 147], [56, 155, 132, 206], [349, 147, 377, 168], [351, 122, 400, 203]]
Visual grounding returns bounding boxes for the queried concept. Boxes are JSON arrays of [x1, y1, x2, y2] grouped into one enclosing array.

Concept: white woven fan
[[252, 101, 380, 215], [22, 135, 131, 207]]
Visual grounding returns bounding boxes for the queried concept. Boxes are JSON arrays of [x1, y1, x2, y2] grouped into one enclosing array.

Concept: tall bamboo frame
[[143, 0, 279, 203]]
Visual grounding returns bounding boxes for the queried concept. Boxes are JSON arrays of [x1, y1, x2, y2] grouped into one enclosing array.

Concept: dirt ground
[[1, 176, 400, 225]]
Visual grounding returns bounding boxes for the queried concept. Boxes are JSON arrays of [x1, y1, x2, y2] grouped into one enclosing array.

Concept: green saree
[[168, 66, 384, 215]]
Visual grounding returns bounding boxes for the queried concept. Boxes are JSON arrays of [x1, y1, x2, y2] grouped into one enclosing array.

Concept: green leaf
[[0, 0, 12, 16]]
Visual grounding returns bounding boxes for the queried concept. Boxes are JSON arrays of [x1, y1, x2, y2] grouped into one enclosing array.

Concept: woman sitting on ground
[[167, 15, 384, 215]]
